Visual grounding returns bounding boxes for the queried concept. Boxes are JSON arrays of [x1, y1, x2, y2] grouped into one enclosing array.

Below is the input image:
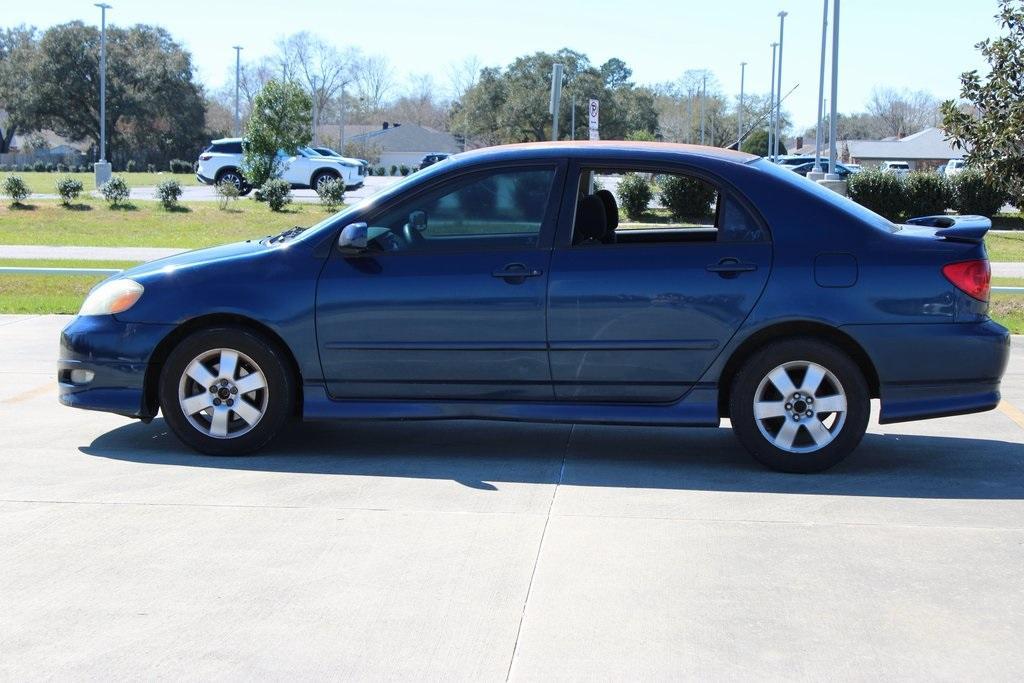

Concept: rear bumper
[[58, 315, 174, 419], [842, 319, 1010, 424], [196, 172, 214, 185]]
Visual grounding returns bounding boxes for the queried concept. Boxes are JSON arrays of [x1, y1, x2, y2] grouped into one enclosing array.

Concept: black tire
[[312, 170, 339, 191], [728, 338, 870, 473], [158, 326, 295, 456], [216, 169, 251, 196]]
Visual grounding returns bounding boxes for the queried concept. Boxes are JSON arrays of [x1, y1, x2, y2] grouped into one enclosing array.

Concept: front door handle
[[707, 258, 758, 278], [492, 263, 543, 283]]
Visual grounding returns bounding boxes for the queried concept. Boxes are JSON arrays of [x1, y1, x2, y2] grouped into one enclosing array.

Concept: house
[[789, 128, 964, 171], [845, 128, 964, 171], [344, 122, 461, 168]]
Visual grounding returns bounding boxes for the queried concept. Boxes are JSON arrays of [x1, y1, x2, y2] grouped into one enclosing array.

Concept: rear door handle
[[492, 263, 543, 281], [706, 259, 758, 278]]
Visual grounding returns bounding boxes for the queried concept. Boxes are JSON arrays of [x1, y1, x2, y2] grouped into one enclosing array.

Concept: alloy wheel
[[177, 347, 269, 439], [752, 360, 848, 453]]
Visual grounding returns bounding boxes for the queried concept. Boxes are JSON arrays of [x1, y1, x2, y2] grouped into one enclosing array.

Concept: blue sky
[[18, 0, 999, 131]]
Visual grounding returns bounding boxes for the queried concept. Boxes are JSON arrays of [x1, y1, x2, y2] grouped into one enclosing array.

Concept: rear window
[[211, 142, 242, 154]]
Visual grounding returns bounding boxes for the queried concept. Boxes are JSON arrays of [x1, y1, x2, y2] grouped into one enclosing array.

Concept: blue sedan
[[58, 142, 1010, 472]]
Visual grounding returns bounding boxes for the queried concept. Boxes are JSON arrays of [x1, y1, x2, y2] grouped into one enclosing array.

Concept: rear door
[[315, 162, 565, 400], [546, 161, 772, 402]]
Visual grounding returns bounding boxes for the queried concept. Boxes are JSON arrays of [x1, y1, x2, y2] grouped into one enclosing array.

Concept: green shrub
[[659, 174, 716, 220], [389, 164, 398, 176], [214, 179, 240, 210], [365, 166, 374, 176], [100, 175, 130, 206], [146, 163, 156, 173], [847, 170, 906, 221], [316, 177, 345, 210], [55, 176, 83, 204], [32, 160, 46, 172], [617, 173, 652, 219], [399, 164, 410, 176], [56, 163, 67, 173], [126, 159, 137, 173], [903, 172, 950, 218], [952, 170, 1008, 217], [168, 158, 192, 174], [155, 179, 183, 209], [2, 175, 30, 204], [375, 165, 386, 176], [259, 178, 292, 211]]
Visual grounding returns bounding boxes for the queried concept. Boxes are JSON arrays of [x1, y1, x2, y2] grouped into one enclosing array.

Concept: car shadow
[[78, 418, 1024, 500]]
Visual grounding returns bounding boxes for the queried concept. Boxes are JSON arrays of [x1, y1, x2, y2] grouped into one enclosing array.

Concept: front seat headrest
[[594, 189, 619, 232], [573, 195, 608, 244]]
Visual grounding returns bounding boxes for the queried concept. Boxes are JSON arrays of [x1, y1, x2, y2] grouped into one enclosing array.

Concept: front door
[[546, 164, 772, 402], [315, 163, 564, 400]]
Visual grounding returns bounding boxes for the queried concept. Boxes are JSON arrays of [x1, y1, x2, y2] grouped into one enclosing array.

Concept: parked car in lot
[[944, 159, 966, 177], [419, 152, 451, 169], [196, 138, 365, 194], [880, 160, 911, 177], [787, 160, 855, 178], [774, 155, 814, 167], [60, 141, 1009, 473], [311, 147, 370, 176]]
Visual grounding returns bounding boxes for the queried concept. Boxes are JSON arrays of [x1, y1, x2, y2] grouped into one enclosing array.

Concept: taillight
[[942, 259, 990, 301], [199, 154, 212, 161]]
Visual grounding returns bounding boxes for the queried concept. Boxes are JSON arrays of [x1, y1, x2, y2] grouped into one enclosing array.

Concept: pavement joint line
[[998, 400, 1024, 432], [1, 498, 1023, 533], [505, 424, 573, 682], [1, 382, 53, 404]]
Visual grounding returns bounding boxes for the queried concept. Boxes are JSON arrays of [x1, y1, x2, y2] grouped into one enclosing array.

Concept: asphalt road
[[2, 315, 1023, 679]]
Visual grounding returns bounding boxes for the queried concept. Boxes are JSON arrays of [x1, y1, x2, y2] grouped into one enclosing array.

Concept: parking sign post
[[588, 99, 599, 141]]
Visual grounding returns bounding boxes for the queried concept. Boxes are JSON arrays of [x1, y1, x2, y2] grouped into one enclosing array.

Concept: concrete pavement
[[1, 315, 1023, 679]]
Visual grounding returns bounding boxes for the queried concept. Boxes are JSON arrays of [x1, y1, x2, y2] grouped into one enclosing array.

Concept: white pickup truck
[[880, 160, 911, 177]]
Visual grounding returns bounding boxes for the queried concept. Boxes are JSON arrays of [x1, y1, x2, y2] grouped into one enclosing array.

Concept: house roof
[[347, 123, 460, 154], [846, 127, 964, 161]]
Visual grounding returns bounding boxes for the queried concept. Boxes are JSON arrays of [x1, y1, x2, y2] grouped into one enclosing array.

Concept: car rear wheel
[[728, 339, 869, 473], [159, 327, 294, 455], [216, 169, 252, 196], [312, 170, 339, 191]]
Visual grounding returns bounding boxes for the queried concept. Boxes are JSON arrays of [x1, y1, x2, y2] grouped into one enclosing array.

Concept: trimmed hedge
[[951, 170, 1008, 217], [659, 174, 716, 220], [904, 172, 951, 218], [847, 170, 906, 221], [847, 168, 1006, 221], [617, 173, 652, 219]]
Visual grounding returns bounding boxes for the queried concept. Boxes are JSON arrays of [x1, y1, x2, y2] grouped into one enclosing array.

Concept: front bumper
[[58, 315, 175, 419], [843, 319, 1011, 424]]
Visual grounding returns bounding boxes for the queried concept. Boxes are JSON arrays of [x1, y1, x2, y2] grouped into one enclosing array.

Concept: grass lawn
[[986, 231, 1024, 262], [0, 198, 340, 249], [3, 171, 200, 194], [0, 259, 140, 315]]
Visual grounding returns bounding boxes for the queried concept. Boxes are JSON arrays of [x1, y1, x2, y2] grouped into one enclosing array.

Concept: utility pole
[[827, 0, 841, 177], [775, 11, 788, 160], [93, 3, 112, 187], [768, 42, 777, 159], [571, 92, 576, 140], [549, 63, 563, 141], [311, 76, 318, 146], [811, 0, 828, 175], [699, 74, 706, 145], [338, 85, 345, 153], [232, 46, 243, 137], [738, 61, 746, 150], [686, 96, 692, 144]]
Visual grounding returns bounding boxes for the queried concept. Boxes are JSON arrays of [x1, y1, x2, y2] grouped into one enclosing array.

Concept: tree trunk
[[0, 126, 15, 154]]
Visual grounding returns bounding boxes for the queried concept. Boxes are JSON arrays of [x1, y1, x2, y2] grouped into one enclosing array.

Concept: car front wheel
[[728, 339, 870, 473], [159, 327, 294, 455]]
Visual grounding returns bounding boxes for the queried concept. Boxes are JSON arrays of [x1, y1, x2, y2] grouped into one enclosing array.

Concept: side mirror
[[409, 210, 428, 232], [337, 222, 368, 255]]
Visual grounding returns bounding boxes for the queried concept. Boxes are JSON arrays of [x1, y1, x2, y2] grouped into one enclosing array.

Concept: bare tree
[[867, 87, 941, 138], [447, 55, 482, 102], [275, 32, 356, 134], [353, 54, 395, 115]]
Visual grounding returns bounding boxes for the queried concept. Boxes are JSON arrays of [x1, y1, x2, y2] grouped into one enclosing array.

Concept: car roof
[[455, 141, 757, 165], [211, 137, 244, 144]]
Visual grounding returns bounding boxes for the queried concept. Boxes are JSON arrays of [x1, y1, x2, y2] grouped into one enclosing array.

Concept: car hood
[[117, 239, 268, 281]]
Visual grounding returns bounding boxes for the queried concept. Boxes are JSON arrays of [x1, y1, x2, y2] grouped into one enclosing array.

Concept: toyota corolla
[[59, 142, 1010, 472]]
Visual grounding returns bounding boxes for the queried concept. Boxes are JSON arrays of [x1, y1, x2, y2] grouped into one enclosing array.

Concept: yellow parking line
[[1, 383, 53, 404], [999, 400, 1024, 432]]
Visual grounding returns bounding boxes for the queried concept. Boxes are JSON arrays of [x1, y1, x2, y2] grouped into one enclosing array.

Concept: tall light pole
[[737, 61, 746, 150], [549, 63, 563, 141], [94, 3, 112, 187], [768, 42, 777, 159], [232, 46, 243, 137], [699, 74, 706, 145], [311, 76, 318, 146], [338, 84, 346, 153], [686, 96, 692, 144], [774, 11, 788, 161], [827, 0, 841, 178], [811, 0, 829, 175]]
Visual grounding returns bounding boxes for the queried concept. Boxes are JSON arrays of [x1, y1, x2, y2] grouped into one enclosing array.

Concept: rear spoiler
[[904, 215, 991, 243]]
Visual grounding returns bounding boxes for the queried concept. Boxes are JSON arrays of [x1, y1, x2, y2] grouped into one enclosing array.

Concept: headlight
[[79, 279, 144, 316]]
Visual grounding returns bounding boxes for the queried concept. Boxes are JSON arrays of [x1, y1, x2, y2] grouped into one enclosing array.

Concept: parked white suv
[[880, 160, 911, 177], [196, 138, 364, 195], [944, 159, 966, 177]]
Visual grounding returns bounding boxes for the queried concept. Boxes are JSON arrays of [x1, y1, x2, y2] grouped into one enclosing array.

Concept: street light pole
[[311, 76, 318, 146], [699, 74, 706, 145], [768, 42, 777, 159], [738, 61, 746, 150], [232, 45, 243, 137], [827, 0, 841, 178], [339, 84, 346, 153], [774, 11, 788, 161], [811, 0, 829, 175], [93, 3, 112, 188], [549, 63, 563, 141]]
